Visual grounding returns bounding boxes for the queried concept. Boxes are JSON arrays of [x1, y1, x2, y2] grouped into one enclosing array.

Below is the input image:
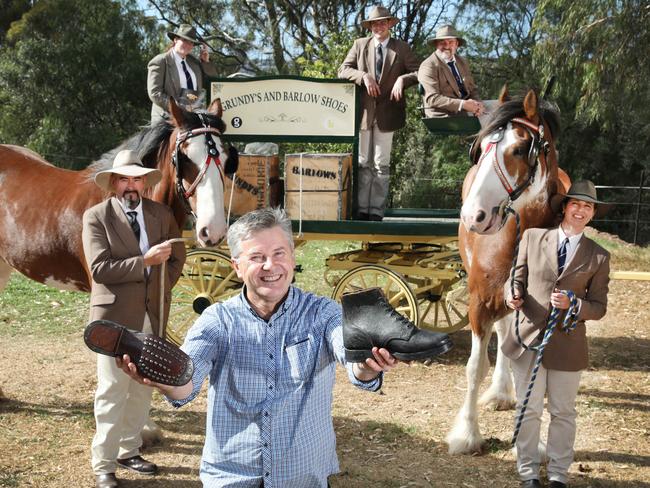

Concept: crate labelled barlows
[[223, 154, 281, 216], [285, 153, 351, 221]]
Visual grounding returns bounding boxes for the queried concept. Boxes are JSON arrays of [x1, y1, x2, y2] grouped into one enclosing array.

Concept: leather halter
[[171, 114, 224, 218], [475, 116, 550, 204]]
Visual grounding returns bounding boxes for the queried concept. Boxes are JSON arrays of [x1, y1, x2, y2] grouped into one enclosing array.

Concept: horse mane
[[86, 107, 227, 187], [470, 95, 561, 163]]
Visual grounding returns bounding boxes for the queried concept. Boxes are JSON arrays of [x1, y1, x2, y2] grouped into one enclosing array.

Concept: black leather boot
[[341, 287, 453, 361]]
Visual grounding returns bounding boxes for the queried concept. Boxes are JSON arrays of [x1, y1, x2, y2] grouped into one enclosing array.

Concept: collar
[[558, 225, 583, 249], [373, 37, 390, 50], [172, 49, 187, 64], [238, 285, 294, 321]]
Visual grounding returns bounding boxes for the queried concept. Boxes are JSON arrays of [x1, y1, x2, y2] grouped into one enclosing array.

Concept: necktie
[[127, 211, 140, 242], [447, 61, 468, 99], [181, 60, 194, 90], [557, 237, 569, 275], [375, 44, 383, 81]]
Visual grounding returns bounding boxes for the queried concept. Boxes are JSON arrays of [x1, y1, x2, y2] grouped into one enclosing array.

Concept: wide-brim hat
[[94, 150, 162, 192], [550, 179, 612, 218], [167, 24, 201, 44], [427, 25, 465, 47], [361, 5, 399, 29]]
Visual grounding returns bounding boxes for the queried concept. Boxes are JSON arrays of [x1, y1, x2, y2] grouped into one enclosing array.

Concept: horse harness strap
[[172, 120, 224, 217], [476, 117, 549, 204]]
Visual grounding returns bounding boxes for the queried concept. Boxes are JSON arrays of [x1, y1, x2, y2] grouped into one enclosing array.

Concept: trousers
[[357, 124, 394, 217], [511, 349, 582, 484], [91, 314, 155, 474]]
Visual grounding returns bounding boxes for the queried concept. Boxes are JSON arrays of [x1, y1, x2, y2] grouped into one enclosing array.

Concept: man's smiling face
[[232, 226, 296, 313]]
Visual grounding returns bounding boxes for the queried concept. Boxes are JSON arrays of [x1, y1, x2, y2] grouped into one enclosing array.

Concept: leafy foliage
[[0, 0, 160, 168]]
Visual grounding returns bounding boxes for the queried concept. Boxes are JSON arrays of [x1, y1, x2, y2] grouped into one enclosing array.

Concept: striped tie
[[127, 211, 140, 242], [181, 60, 194, 90], [557, 237, 569, 275]]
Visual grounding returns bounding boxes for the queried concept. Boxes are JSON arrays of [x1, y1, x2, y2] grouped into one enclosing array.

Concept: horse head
[[460, 88, 561, 234], [165, 98, 239, 247]]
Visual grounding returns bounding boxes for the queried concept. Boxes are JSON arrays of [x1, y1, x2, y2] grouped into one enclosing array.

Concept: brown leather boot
[[84, 319, 193, 386], [341, 287, 453, 361]]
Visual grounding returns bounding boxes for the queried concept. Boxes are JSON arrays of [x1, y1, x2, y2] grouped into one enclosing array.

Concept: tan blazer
[[338, 37, 420, 132], [147, 49, 218, 123], [418, 52, 480, 117], [82, 197, 186, 338], [501, 227, 610, 371]]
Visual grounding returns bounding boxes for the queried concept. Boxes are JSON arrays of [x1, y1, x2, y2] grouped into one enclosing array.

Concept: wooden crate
[[284, 153, 352, 221], [223, 154, 281, 216]]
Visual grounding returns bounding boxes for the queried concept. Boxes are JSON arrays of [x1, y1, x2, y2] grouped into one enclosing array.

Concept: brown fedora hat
[[550, 179, 612, 218], [167, 24, 201, 44], [361, 5, 399, 29], [94, 150, 162, 192], [427, 25, 465, 47]]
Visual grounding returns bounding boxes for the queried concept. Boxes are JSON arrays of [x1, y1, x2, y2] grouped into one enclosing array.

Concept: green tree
[[0, 0, 160, 168]]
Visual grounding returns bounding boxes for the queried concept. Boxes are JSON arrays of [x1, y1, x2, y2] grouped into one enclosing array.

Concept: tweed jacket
[[338, 37, 419, 132], [418, 52, 480, 117], [147, 49, 218, 123], [82, 197, 186, 338], [501, 227, 610, 371]]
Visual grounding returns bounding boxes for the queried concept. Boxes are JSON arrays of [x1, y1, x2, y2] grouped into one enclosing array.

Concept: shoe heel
[[344, 348, 372, 362]]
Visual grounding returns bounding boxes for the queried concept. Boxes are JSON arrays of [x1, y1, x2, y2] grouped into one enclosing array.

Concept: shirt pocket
[[283, 336, 315, 385]]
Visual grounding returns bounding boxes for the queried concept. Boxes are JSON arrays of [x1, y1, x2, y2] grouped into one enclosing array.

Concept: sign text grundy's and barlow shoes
[[341, 287, 453, 362]]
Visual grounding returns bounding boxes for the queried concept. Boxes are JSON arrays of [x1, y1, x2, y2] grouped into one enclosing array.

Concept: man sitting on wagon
[[418, 25, 485, 119]]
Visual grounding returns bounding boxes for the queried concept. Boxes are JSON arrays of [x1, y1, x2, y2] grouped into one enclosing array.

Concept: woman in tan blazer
[[503, 180, 611, 488]]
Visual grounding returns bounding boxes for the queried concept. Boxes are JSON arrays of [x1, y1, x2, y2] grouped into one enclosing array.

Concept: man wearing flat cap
[[418, 25, 485, 118], [338, 5, 420, 222], [147, 24, 218, 124], [83, 150, 185, 488], [503, 180, 611, 488]]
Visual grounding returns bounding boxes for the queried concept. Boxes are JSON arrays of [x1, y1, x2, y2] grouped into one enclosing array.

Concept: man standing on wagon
[[82, 150, 186, 488], [418, 25, 485, 118], [338, 5, 420, 222]]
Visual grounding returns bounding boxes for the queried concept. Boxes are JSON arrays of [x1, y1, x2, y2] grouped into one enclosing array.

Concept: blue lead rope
[[510, 290, 579, 446]]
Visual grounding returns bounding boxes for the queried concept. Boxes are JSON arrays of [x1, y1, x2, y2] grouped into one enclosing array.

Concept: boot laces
[[383, 302, 414, 329]]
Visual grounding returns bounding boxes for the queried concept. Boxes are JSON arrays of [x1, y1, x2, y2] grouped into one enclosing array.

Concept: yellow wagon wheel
[[331, 265, 419, 325], [406, 276, 469, 333], [166, 249, 243, 346]]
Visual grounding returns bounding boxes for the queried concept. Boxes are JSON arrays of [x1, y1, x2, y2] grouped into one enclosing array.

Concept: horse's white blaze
[[186, 135, 227, 246], [461, 130, 518, 233]]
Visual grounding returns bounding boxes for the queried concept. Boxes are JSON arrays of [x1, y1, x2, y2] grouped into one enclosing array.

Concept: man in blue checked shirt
[[118, 207, 402, 487]]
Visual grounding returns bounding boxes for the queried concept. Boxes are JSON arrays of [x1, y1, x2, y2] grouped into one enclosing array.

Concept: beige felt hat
[[94, 150, 162, 191], [361, 5, 399, 29], [427, 25, 465, 47]]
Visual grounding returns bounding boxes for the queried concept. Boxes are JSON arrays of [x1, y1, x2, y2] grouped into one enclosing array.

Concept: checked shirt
[[170, 286, 382, 487]]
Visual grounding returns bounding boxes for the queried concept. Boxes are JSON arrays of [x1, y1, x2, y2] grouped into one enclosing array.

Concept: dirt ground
[[1, 280, 649, 487]]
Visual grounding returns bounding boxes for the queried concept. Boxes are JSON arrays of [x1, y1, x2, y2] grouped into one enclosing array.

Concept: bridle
[[171, 113, 225, 218], [473, 117, 551, 204]]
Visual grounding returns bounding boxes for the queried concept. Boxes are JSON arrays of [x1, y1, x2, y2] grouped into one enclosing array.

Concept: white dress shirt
[[172, 49, 198, 90]]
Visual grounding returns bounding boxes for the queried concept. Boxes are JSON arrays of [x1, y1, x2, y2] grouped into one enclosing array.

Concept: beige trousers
[[511, 349, 582, 484], [358, 125, 394, 217], [91, 314, 154, 475]]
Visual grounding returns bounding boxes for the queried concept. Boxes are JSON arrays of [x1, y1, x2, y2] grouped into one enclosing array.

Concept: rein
[[505, 207, 580, 446], [171, 114, 224, 218]]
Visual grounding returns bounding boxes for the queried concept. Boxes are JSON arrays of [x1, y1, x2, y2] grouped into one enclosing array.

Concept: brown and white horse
[[0, 98, 235, 404], [447, 89, 569, 454]]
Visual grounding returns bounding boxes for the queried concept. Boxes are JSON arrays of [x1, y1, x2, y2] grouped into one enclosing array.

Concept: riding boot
[[341, 287, 453, 361]]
